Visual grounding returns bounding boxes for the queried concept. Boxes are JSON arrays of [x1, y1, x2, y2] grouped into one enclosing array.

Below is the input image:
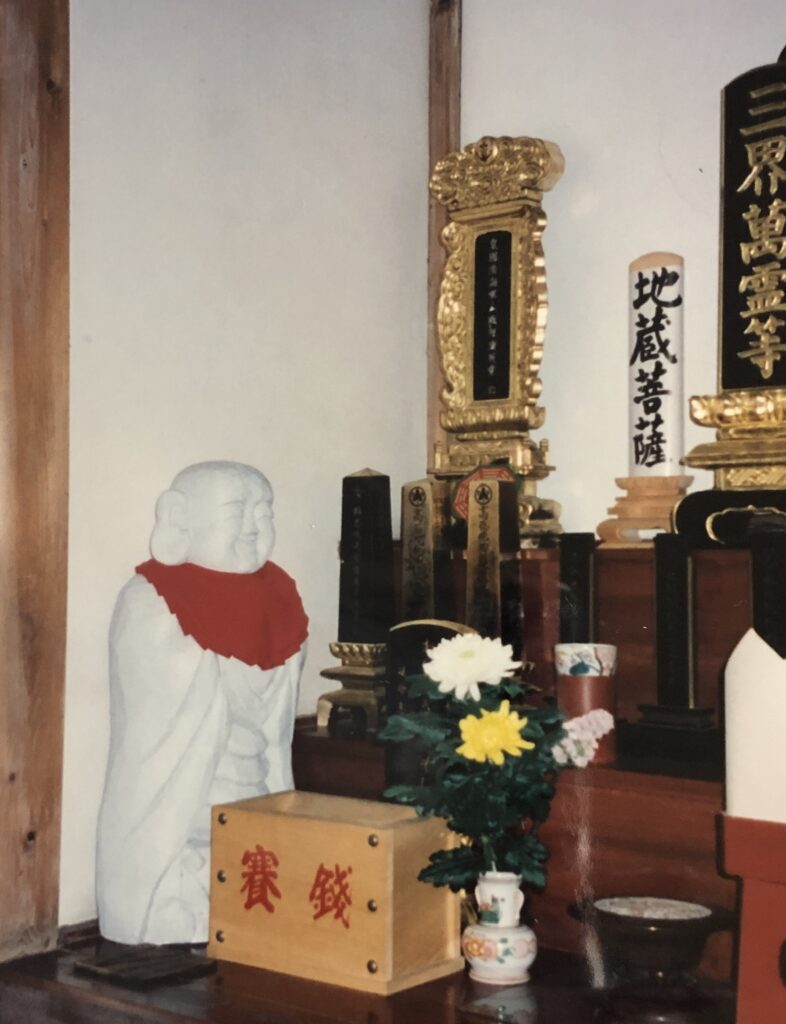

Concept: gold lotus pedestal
[[687, 391, 786, 491], [678, 392, 786, 543]]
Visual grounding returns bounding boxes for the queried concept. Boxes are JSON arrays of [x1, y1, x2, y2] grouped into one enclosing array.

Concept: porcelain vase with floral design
[[461, 871, 537, 984]]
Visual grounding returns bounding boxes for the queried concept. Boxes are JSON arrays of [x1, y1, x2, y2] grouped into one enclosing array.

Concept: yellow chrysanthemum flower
[[456, 700, 535, 766]]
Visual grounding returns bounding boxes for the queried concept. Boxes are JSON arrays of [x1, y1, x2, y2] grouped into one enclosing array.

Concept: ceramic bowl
[[575, 896, 733, 984]]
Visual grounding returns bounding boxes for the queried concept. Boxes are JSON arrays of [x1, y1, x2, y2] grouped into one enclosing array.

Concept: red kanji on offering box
[[240, 845, 281, 912], [309, 862, 352, 928]]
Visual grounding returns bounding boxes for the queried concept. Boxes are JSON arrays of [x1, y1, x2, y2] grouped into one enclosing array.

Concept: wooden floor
[[0, 935, 734, 1024]]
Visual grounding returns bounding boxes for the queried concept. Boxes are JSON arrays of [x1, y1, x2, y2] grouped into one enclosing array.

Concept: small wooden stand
[[597, 475, 693, 547], [74, 943, 216, 988]]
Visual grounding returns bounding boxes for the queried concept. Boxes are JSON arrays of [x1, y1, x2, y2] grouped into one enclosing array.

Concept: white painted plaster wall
[[62, 0, 428, 926], [62, 0, 786, 929], [463, 0, 786, 532]]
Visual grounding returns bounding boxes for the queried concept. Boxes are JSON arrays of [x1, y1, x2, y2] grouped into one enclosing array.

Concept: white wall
[[62, 0, 786, 929], [463, 0, 786, 531], [62, 0, 428, 926]]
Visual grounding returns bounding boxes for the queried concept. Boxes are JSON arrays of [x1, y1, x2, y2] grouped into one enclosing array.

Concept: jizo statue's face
[[185, 468, 275, 573]]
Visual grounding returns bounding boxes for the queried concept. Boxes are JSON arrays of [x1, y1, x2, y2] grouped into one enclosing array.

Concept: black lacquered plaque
[[653, 533, 694, 708], [338, 471, 395, 643], [720, 51, 786, 390], [675, 488, 786, 547], [749, 523, 786, 657], [473, 230, 512, 401], [558, 533, 596, 643]]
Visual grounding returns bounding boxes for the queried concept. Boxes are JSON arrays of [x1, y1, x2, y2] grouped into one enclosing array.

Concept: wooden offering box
[[208, 791, 463, 995]]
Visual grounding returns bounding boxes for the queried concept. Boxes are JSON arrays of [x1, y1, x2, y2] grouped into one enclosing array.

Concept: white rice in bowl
[[594, 897, 711, 920]]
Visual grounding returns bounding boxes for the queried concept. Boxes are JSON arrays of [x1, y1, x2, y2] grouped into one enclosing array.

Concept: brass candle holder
[[316, 641, 387, 735]]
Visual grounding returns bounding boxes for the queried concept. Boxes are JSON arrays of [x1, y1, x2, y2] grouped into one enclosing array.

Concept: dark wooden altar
[[519, 546, 748, 719], [295, 545, 747, 984], [0, 547, 741, 1021]]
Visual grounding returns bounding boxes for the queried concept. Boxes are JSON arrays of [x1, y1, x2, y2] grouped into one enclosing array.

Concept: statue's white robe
[[96, 575, 304, 945]]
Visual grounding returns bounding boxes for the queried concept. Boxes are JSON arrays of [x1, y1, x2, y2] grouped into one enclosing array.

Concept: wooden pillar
[[0, 0, 69, 961], [426, 0, 461, 473]]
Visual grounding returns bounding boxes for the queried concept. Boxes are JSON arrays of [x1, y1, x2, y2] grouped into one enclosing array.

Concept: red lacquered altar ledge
[[723, 813, 786, 1023]]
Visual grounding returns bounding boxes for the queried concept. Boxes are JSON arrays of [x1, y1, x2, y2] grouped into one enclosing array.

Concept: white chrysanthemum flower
[[565, 718, 593, 743], [554, 734, 596, 768], [566, 709, 614, 742], [569, 742, 595, 769], [579, 708, 615, 740], [553, 744, 569, 766], [554, 709, 615, 767], [424, 634, 521, 702]]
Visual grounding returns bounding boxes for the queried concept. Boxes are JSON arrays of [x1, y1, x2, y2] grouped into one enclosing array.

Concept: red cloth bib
[[136, 559, 308, 670]]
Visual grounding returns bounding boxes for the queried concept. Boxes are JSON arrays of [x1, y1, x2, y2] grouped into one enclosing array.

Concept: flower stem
[[480, 835, 497, 873]]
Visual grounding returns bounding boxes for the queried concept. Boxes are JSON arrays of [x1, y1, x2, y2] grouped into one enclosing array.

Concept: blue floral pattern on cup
[[554, 643, 617, 677]]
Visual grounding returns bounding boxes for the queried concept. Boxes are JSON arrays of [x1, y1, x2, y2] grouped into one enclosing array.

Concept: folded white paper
[[725, 628, 786, 824]]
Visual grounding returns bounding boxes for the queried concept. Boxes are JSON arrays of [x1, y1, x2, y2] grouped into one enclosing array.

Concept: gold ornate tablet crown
[[430, 136, 565, 214]]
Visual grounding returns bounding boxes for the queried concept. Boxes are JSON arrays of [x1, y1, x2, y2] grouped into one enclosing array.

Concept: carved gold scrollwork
[[435, 204, 551, 435], [515, 206, 547, 415], [720, 466, 786, 490], [430, 136, 565, 213], [437, 222, 470, 414]]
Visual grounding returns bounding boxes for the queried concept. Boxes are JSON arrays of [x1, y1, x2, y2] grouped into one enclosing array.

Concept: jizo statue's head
[[150, 461, 275, 573]]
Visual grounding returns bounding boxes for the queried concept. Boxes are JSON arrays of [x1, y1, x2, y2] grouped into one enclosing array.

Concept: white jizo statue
[[96, 461, 308, 946]]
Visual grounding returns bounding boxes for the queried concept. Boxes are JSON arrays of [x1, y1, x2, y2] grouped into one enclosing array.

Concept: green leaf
[[417, 845, 484, 892], [495, 679, 528, 702], [382, 784, 423, 804], [379, 711, 455, 744], [378, 682, 568, 892], [406, 674, 446, 700], [378, 715, 420, 743]]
